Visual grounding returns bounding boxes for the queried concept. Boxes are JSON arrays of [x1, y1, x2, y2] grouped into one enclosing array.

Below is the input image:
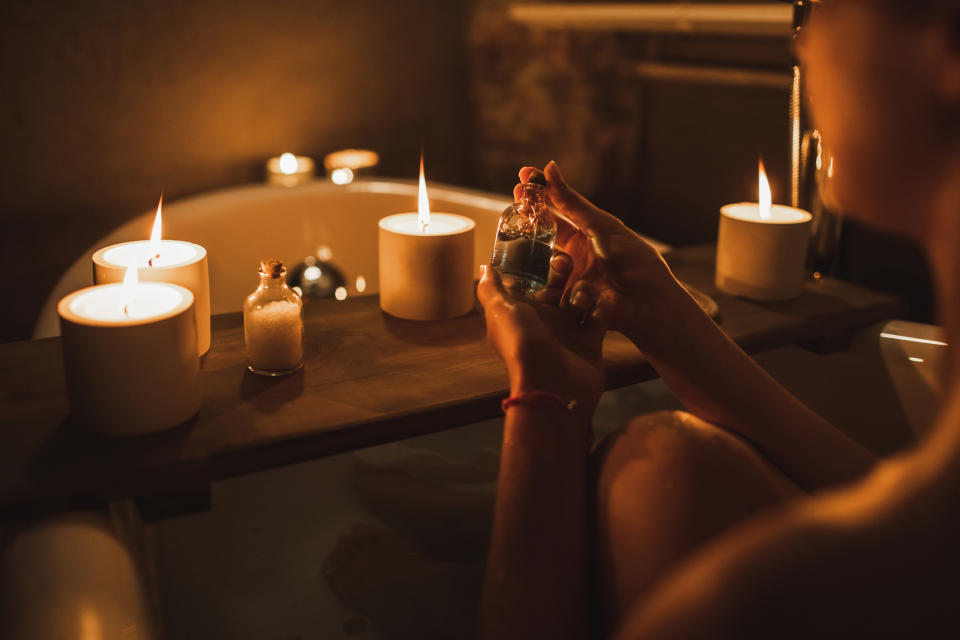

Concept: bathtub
[[34, 177, 943, 440], [33, 180, 499, 338], [35, 178, 670, 340]]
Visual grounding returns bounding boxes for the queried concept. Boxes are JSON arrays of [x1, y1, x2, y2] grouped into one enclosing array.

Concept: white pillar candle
[[377, 155, 475, 320], [266, 152, 315, 187], [92, 198, 211, 355], [715, 163, 813, 301], [93, 241, 210, 355], [57, 276, 200, 435]]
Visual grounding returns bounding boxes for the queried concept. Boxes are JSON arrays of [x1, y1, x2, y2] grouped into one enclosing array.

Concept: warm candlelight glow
[[758, 160, 772, 220], [377, 160, 477, 319], [418, 153, 431, 232], [121, 263, 138, 315], [330, 167, 354, 185], [123, 263, 138, 288], [148, 196, 163, 265], [279, 152, 299, 175], [717, 160, 813, 300]]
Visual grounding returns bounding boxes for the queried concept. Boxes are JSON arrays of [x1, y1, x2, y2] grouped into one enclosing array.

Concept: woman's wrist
[[509, 364, 601, 417], [620, 276, 703, 357]]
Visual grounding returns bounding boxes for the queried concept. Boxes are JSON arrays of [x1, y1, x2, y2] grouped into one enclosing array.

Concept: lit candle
[[378, 154, 476, 320], [266, 152, 315, 187], [323, 148, 380, 185], [92, 197, 211, 355], [57, 266, 201, 435], [715, 161, 813, 300]]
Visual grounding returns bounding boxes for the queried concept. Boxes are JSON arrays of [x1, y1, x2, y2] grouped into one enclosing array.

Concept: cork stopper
[[259, 258, 285, 277], [527, 173, 547, 186]]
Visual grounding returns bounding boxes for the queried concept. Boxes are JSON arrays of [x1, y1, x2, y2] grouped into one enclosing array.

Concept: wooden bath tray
[[0, 245, 899, 511]]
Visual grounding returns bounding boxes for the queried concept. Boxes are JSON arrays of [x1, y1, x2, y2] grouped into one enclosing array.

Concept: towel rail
[[508, 3, 793, 38], [633, 61, 793, 90]]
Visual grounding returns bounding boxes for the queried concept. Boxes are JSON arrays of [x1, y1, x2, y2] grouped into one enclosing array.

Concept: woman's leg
[[594, 410, 803, 628]]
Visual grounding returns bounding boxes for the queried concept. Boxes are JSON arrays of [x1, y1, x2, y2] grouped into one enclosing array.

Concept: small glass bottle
[[244, 259, 304, 376], [490, 174, 558, 293]]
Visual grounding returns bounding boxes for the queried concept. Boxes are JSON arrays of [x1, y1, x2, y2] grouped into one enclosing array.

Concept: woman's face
[[796, 1, 953, 239]]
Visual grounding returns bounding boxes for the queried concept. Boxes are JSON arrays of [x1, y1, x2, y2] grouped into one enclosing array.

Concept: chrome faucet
[[789, 0, 844, 275]]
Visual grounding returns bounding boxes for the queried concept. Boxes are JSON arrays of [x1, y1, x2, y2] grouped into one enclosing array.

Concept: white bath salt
[[244, 299, 303, 372]]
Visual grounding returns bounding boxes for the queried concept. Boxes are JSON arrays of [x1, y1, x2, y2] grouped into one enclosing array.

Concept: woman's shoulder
[[616, 453, 960, 639]]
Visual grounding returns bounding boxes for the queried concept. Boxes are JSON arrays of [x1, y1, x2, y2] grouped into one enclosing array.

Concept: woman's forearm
[[628, 285, 876, 490], [480, 404, 591, 640]]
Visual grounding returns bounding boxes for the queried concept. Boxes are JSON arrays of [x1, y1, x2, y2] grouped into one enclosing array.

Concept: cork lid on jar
[[259, 258, 286, 278]]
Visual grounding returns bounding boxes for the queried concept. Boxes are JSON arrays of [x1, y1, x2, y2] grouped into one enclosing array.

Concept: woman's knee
[[595, 410, 799, 518], [593, 411, 800, 618], [598, 411, 736, 482]]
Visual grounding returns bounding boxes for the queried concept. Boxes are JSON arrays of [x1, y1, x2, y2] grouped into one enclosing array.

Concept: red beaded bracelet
[[501, 390, 594, 445]]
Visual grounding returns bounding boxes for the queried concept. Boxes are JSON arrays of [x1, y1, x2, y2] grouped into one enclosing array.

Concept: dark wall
[[1, 0, 932, 342], [0, 0, 473, 341], [469, 8, 794, 244]]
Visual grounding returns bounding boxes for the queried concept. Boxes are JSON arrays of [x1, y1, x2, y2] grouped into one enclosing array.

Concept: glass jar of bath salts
[[244, 259, 304, 376]]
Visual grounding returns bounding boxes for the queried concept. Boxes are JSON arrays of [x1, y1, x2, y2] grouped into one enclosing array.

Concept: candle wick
[[419, 221, 429, 234], [123, 304, 129, 316], [148, 252, 160, 268]]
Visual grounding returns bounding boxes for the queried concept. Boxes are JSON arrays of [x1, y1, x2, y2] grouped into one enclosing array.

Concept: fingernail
[[546, 161, 564, 184], [479, 264, 487, 277], [570, 290, 586, 307]]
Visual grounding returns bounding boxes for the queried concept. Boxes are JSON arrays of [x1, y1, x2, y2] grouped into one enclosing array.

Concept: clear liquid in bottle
[[490, 178, 557, 293]]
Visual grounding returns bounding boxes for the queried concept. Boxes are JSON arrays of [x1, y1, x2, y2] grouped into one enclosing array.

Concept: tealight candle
[[716, 162, 813, 300], [92, 197, 211, 355], [58, 267, 201, 435], [323, 148, 380, 185], [378, 155, 476, 320], [266, 152, 315, 187]]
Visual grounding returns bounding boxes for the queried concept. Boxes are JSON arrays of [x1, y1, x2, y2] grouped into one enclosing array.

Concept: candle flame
[[121, 263, 138, 315], [758, 160, 772, 220], [418, 152, 430, 232], [148, 196, 163, 266], [279, 152, 299, 175]]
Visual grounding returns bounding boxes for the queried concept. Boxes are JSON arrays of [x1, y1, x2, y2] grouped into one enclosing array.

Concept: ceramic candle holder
[[93, 241, 211, 355], [58, 282, 201, 435], [715, 203, 813, 300], [378, 213, 476, 320]]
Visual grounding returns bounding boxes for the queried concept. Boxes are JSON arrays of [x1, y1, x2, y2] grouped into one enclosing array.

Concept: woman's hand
[[515, 162, 693, 352], [478, 264, 608, 415]]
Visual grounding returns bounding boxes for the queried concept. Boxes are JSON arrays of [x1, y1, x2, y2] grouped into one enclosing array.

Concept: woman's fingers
[[519, 166, 542, 184], [514, 166, 546, 200], [557, 278, 610, 356], [583, 290, 614, 351], [533, 253, 573, 306], [477, 264, 510, 313], [563, 279, 598, 316]]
